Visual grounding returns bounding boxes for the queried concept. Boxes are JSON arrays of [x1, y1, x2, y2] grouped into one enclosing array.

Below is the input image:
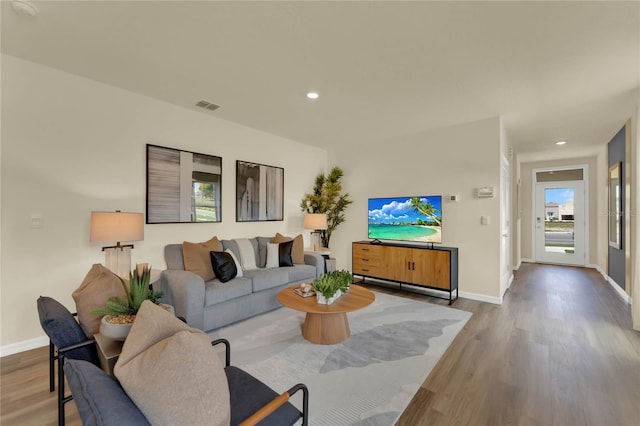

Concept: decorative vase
[[316, 289, 343, 305], [99, 315, 134, 341], [99, 304, 175, 341]]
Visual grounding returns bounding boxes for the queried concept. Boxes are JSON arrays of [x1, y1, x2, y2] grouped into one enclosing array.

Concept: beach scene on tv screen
[[368, 196, 442, 243]]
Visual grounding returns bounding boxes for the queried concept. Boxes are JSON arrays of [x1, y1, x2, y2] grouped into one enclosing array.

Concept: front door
[[534, 180, 585, 266]]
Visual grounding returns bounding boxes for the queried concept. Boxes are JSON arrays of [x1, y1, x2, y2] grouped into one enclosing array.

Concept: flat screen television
[[368, 196, 442, 243]]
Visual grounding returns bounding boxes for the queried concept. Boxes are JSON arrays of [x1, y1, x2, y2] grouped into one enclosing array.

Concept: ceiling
[[2, 1, 639, 161]]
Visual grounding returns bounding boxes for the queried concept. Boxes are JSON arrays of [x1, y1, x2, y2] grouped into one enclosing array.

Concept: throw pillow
[[72, 264, 125, 336], [234, 238, 257, 270], [225, 249, 243, 278], [209, 251, 238, 283], [273, 233, 304, 264], [266, 242, 294, 267], [265, 243, 280, 268], [278, 240, 294, 267], [182, 236, 222, 281], [114, 301, 230, 426]]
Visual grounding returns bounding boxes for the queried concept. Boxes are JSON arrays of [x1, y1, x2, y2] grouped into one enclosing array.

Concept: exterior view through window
[[544, 187, 575, 254]]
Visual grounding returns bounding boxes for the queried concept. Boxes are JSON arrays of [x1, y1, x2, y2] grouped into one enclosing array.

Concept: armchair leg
[[287, 384, 309, 426], [49, 340, 55, 392], [57, 355, 65, 426]]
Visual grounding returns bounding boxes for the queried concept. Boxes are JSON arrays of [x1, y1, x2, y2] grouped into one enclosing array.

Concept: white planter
[[99, 316, 133, 341], [316, 289, 343, 305], [99, 304, 174, 341]]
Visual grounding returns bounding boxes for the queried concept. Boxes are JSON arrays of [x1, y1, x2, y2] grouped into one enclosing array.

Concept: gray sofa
[[160, 237, 324, 332]]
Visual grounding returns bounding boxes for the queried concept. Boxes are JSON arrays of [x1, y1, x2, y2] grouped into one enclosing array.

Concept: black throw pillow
[[209, 251, 238, 283], [278, 240, 294, 267]]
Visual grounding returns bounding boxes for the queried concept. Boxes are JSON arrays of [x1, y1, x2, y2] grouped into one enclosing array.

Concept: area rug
[[208, 290, 471, 425]]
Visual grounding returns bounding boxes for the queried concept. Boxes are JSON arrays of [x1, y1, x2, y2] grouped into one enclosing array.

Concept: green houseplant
[[300, 167, 353, 248], [312, 270, 353, 305], [91, 265, 164, 340]]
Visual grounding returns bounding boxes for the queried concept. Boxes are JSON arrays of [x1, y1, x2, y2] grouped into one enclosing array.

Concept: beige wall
[[0, 55, 327, 351], [519, 156, 600, 265], [329, 117, 503, 302], [633, 96, 639, 331]]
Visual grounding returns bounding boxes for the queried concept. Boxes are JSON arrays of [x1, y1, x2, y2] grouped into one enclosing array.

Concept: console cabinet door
[[410, 249, 450, 289], [384, 246, 413, 283]]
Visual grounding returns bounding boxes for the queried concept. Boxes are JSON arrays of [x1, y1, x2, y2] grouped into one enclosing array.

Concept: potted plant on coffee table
[[312, 270, 353, 305], [91, 265, 165, 340]]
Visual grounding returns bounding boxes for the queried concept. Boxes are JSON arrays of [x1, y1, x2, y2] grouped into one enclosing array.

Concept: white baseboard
[[589, 264, 631, 304], [520, 258, 534, 263], [458, 291, 502, 305], [512, 261, 521, 271], [0, 335, 48, 358]]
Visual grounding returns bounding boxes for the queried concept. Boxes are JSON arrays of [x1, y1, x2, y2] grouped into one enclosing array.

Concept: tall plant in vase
[[300, 166, 352, 249], [91, 265, 165, 340]]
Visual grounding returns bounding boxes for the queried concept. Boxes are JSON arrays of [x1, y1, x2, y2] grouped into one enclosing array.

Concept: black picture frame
[[608, 162, 621, 249], [146, 144, 222, 224], [236, 160, 284, 222]]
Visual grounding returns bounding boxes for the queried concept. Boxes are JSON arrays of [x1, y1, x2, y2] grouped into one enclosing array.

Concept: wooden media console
[[352, 241, 459, 304]]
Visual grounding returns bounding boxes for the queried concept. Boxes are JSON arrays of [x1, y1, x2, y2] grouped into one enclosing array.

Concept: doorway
[[533, 166, 587, 266]]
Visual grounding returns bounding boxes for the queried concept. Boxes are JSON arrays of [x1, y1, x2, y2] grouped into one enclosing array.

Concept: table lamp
[[303, 213, 328, 250], [90, 211, 144, 277]]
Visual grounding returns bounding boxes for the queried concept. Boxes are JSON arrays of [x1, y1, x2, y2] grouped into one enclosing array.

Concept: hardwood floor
[[2, 263, 638, 425]]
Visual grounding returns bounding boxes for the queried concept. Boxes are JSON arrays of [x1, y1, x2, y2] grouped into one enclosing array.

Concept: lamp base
[[104, 247, 131, 277]]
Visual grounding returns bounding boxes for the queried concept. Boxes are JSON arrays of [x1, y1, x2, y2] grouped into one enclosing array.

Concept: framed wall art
[[146, 144, 222, 223], [236, 160, 284, 222], [608, 162, 621, 249]]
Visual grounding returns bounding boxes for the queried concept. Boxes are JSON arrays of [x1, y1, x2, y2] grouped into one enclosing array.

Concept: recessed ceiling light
[[306, 92, 319, 100], [555, 140, 567, 145]]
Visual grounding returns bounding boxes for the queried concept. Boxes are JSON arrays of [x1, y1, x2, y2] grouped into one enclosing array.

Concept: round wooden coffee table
[[277, 285, 375, 345]]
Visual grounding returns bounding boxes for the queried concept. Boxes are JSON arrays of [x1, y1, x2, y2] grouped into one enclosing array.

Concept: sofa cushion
[[182, 236, 222, 281], [114, 301, 230, 426], [205, 278, 253, 306], [273, 233, 305, 265], [210, 251, 238, 283], [225, 366, 301, 426], [286, 264, 317, 283], [256, 237, 272, 268], [72, 263, 125, 336], [243, 268, 290, 292], [65, 359, 150, 426]]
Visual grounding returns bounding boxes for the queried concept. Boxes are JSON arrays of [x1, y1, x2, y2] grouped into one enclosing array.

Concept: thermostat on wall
[[477, 186, 495, 198]]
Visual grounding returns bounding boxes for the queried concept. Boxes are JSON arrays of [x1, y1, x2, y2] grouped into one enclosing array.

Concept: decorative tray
[[293, 288, 316, 298]]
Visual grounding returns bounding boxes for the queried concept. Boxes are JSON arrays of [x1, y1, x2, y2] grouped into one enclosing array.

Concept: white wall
[[0, 55, 327, 351], [329, 117, 503, 302]]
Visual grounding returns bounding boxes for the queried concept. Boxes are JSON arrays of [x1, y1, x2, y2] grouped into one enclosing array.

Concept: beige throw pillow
[[183, 236, 222, 281], [72, 264, 125, 336], [114, 301, 230, 426], [274, 233, 305, 264]]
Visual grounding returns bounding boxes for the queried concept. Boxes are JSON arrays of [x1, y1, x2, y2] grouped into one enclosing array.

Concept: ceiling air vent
[[195, 100, 220, 111]]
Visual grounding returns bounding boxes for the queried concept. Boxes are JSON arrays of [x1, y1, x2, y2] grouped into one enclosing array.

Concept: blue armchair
[[64, 339, 309, 426], [37, 296, 99, 426]]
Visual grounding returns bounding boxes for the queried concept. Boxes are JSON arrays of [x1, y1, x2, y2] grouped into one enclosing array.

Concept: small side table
[[306, 248, 335, 273], [94, 333, 123, 376]]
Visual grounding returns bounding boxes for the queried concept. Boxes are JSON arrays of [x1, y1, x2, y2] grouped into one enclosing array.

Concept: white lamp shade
[[90, 211, 144, 243], [304, 213, 328, 230]]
